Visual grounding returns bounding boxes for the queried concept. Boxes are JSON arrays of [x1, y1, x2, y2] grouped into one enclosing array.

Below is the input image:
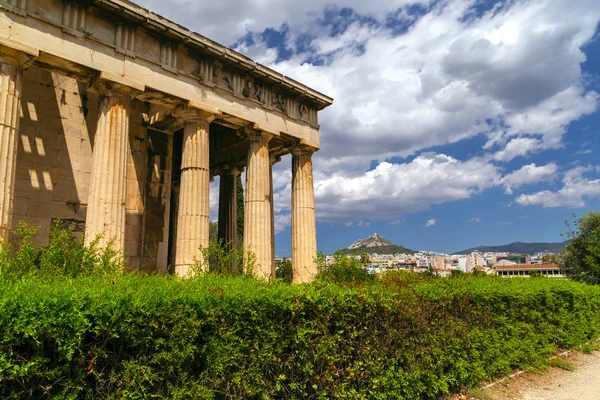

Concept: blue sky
[[136, 0, 600, 255]]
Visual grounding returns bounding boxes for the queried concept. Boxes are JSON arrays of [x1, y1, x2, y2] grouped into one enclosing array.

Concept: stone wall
[[13, 68, 97, 245], [12, 67, 171, 272]]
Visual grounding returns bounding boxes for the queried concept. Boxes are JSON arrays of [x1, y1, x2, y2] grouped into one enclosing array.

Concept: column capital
[[173, 107, 217, 124], [217, 164, 242, 178], [269, 154, 281, 166], [245, 127, 273, 142], [291, 144, 317, 156]]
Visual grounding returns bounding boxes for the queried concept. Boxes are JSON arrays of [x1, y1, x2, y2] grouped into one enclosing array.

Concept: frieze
[[160, 42, 178, 73], [0, 0, 27, 16], [62, 2, 88, 37], [116, 25, 136, 57]]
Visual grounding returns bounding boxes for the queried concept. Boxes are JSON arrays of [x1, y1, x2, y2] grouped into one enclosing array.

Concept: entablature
[[0, 0, 333, 138]]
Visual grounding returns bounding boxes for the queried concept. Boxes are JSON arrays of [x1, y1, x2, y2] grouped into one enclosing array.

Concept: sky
[[135, 0, 600, 256]]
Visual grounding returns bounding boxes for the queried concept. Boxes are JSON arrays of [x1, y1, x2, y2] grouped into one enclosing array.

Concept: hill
[[339, 233, 415, 255], [453, 241, 569, 255]]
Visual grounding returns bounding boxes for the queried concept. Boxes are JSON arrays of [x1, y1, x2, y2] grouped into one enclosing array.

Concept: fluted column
[[174, 109, 214, 276], [218, 167, 240, 250], [269, 155, 281, 271], [243, 131, 274, 279], [0, 63, 23, 242], [85, 82, 136, 252], [292, 145, 318, 283]]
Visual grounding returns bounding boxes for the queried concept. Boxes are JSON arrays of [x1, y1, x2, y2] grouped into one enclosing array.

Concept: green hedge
[[1, 274, 599, 399]]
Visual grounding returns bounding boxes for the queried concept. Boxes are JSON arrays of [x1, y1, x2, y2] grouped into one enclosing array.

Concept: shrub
[[1, 274, 599, 399], [191, 239, 256, 278], [317, 250, 375, 284], [1, 220, 122, 279], [275, 257, 292, 283]]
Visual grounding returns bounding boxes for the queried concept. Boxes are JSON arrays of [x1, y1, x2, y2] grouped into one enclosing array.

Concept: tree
[[562, 212, 600, 284], [236, 175, 244, 242], [540, 253, 560, 265], [275, 258, 292, 284], [209, 221, 218, 241]]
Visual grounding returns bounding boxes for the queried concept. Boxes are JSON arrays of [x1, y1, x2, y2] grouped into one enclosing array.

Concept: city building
[[495, 264, 563, 278]]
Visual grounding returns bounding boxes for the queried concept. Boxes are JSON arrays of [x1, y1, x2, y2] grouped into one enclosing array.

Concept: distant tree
[[209, 221, 218, 242], [540, 254, 561, 264], [236, 175, 244, 242], [360, 252, 370, 265], [275, 258, 292, 284], [528, 270, 543, 278], [562, 212, 600, 284]]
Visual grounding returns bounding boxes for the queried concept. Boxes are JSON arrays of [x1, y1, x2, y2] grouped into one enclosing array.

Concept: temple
[[0, 0, 333, 282]]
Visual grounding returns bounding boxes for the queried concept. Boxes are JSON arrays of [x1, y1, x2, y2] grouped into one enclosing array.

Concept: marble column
[[292, 145, 317, 283], [0, 62, 23, 242], [174, 110, 214, 276], [243, 130, 274, 279], [218, 167, 239, 250], [269, 155, 281, 272], [85, 82, 136, 252]]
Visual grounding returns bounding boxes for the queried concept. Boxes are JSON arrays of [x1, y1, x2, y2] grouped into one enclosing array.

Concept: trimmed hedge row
[[1, 274, 599, 399]]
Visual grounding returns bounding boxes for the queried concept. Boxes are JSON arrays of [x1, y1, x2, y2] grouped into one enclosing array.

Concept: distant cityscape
[[321, 233, 564, 278]]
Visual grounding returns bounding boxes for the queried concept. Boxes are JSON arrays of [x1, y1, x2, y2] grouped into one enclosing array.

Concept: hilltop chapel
[[0, 0, 333, 282]]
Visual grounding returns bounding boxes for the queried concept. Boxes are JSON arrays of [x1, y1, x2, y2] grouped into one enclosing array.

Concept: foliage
[[0, 274, 599, 399], [540, 253, 561, 265], [563, 211, 600, 284], [548, 357, 575, 371], [275, 257, 292, 284], [190, 239, 255, 277], [209, 221, 218, 241], [0, 220, 122, 279], [316, 250, 375, 284], [236, 175, 244, 241]]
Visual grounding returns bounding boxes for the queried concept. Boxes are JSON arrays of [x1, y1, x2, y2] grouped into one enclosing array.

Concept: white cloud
[[500, 163, 558, 194], [135, 0, 427, 46], [492, 137, 544, 162], [136, 0, 600, 226], [424, 218, 437, 228], [467, 217, 481, 223], [515, 166, 600, 208], [312, 153, 498, 222], [268, 0, 599, 170]]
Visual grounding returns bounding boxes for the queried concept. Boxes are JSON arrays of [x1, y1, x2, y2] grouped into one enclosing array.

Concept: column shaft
[[0, 63, 22, 242], [218, 169, 238, 250], [174, 116, 211, 276], [243, 133, 273, 279], [85, 83, 132, 252], [269, 163, 275, 271], [292, 147, 317, 283]]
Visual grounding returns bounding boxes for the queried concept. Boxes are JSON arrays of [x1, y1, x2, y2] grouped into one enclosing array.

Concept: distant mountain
[[340, 233, 415, 255], [453, 241, 570, 255]]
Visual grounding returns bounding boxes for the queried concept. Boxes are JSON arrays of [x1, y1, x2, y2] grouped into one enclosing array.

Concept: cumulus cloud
[[467, 217, 481, 223], [515, 166, 600, 208], [424, 218, 437, 228], [137, 0, 600, 227], [267, 0, 599, 170], [312, 153, 498, 222], [500, 163, 558, 194]]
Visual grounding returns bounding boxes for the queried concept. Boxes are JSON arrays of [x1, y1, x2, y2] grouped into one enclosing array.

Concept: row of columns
[[0, 60, 318, 282]]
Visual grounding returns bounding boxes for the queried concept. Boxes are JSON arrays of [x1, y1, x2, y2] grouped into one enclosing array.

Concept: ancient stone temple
[[0, 0, 332, 282]]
